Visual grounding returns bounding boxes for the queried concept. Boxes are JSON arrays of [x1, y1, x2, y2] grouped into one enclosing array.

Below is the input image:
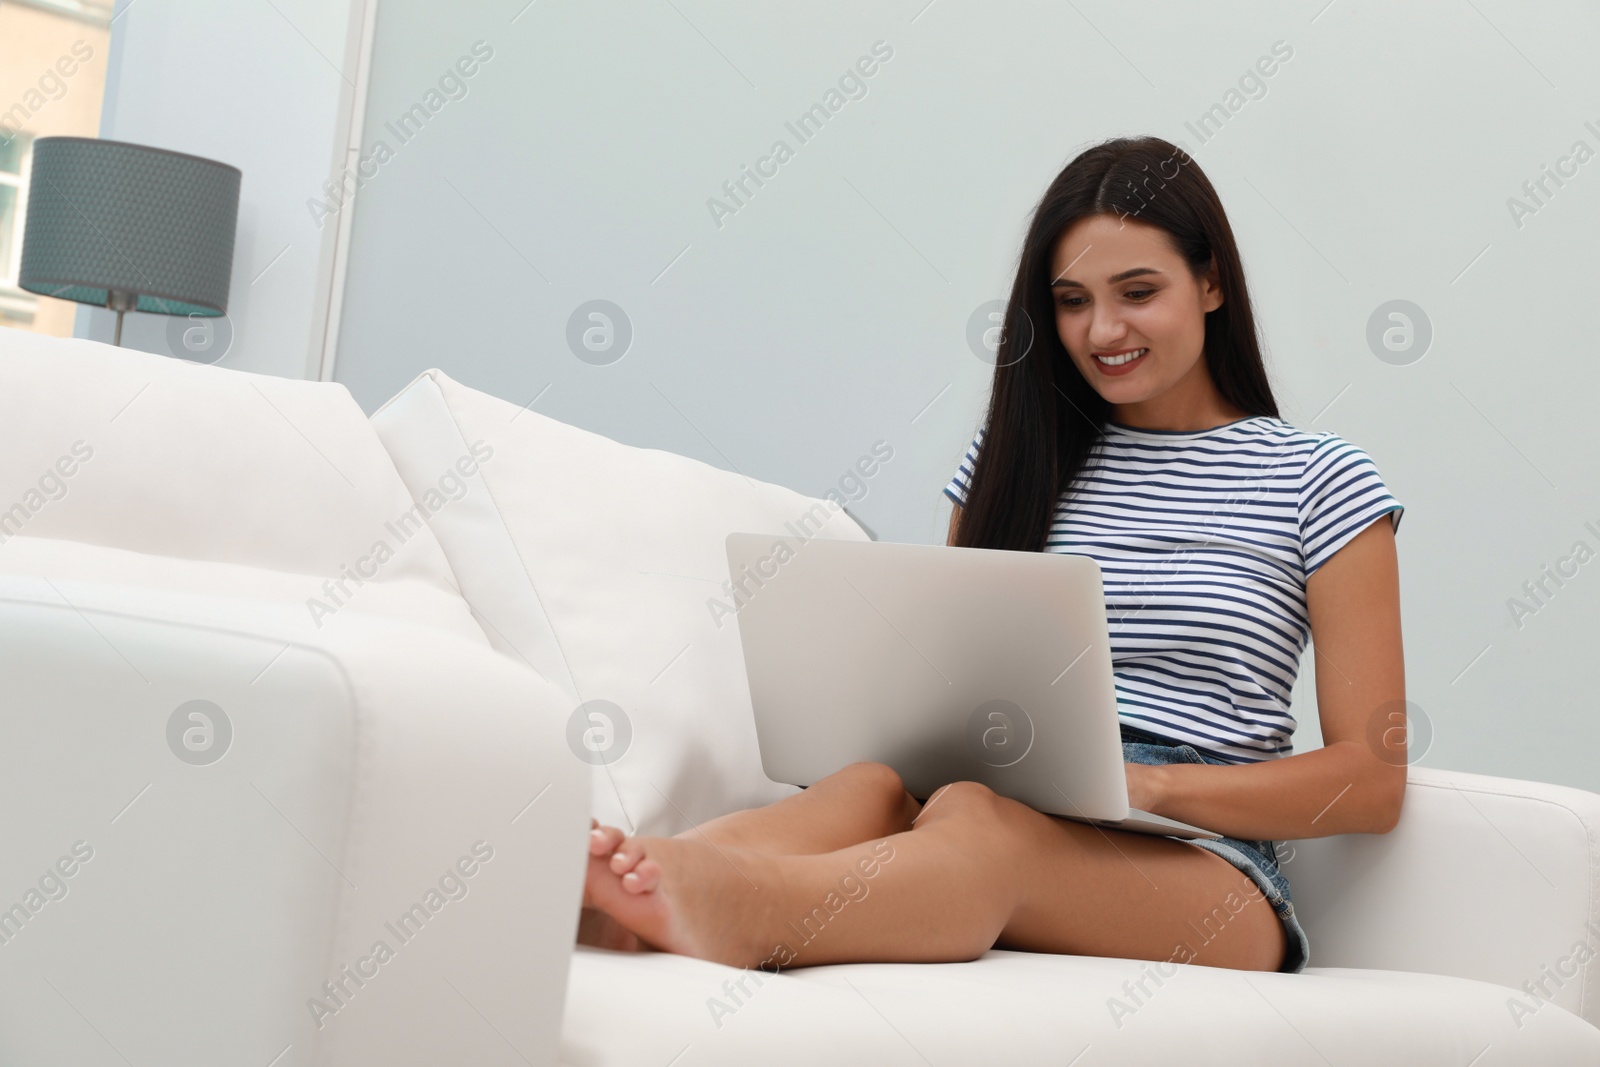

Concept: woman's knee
[[916, 782, 1038, 880], [836, 760, 905, 796], [830, 761, 913, 819], [920, 780, 1012, 829]]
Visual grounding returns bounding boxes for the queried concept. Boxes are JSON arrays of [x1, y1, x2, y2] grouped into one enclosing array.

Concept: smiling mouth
[[1093, 347, 1147, 366]]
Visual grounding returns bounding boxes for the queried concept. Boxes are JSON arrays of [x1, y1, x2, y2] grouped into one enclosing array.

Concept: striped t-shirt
[[944, 415, 1403, 764]]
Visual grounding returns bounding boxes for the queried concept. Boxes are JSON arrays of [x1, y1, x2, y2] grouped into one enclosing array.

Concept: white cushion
[[562, 947, 1600, 1065], [369, 369, 871, 835], [0, 331, 476, 643]]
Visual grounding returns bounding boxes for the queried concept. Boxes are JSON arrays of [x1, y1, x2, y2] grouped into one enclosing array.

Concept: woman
[[580, 135, 1406, 975]]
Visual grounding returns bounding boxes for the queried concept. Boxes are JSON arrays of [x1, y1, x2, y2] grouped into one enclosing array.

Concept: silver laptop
[[724, 532, 1221, 841]]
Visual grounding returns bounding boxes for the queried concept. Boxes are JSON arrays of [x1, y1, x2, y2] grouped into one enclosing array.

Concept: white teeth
[[1095, 348, 1146, 366]]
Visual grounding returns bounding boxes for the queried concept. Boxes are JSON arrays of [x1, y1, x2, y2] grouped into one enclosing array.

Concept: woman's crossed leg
[[581, 761, 1288, 973]]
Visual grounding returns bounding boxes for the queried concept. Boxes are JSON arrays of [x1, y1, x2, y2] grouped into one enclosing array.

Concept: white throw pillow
[[0, 331, 480, 643], [369, 369, 872, 836]]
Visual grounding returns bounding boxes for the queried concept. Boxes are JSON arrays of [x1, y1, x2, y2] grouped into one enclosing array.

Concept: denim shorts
[[1120, 722, 1310, 974]]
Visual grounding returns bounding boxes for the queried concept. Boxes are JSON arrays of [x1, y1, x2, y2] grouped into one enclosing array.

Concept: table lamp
[[17, 136, 241, 347]]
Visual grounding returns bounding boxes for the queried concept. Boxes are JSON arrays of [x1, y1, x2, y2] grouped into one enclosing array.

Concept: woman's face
[[1049, 214, 1224, 414]]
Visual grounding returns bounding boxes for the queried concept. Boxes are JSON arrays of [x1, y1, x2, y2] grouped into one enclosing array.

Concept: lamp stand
[[106, 289, 137, 347]]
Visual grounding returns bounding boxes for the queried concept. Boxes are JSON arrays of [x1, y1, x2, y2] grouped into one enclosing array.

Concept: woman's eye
[[1057, 290, 1154, 308]]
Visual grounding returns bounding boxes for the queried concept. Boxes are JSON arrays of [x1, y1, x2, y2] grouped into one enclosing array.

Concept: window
[[1, 0, 111, 334], [0, 133, 35, 323]]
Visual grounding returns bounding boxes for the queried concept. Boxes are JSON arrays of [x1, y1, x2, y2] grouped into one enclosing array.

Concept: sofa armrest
[[0, 575, 588, 1067], [1286, 764, 1600, 1029]]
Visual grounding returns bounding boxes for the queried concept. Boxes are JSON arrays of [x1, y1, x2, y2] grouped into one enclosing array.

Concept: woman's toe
[[589, 824, 626, 857], [608, 842, 646, 875], [621, 857, 663, 894]]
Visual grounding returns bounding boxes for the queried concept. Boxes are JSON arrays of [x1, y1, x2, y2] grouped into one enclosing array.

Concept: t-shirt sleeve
[[943, 426, 985, 507], [1299, 434, 1404, 577]]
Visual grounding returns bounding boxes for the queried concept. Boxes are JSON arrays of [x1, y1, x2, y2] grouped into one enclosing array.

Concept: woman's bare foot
[[576, 906, 648, 951], [585, 830, 784, 969], [577, 821, 648, 952]]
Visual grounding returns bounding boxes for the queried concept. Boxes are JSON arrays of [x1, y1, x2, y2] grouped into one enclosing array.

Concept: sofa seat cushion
[[369, 369, 871, 836], [562, 947, 1600, 1065]]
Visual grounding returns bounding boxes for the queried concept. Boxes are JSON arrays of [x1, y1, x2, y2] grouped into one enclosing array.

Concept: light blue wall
[[86, 0, 357, 378], [329, 1, 1600, 792]]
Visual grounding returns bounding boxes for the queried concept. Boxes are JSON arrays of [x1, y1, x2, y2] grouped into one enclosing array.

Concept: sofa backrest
[[0, 330, 479, 642], [370, 369, 873, 836]]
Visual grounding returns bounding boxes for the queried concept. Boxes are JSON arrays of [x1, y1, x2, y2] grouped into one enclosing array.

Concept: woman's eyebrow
[[1051, 267, 1163, 288]]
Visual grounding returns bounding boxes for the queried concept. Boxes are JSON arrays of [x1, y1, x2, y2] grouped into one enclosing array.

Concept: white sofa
[[1, 329, 1597, 1066]]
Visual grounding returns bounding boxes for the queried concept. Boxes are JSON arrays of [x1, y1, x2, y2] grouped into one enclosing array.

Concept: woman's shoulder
[[1209, 419, 1400, 502], [1219, 415, 1371, 459], [1226, 414, 1319, 443], [1255, 419, 1392, 477]]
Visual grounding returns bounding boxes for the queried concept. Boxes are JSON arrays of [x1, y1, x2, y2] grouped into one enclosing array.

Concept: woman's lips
[[1092, 347, 1147, 376]]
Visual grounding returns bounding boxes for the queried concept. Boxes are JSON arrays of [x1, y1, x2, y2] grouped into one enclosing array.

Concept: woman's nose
[[1088, 319, 1127, 350]]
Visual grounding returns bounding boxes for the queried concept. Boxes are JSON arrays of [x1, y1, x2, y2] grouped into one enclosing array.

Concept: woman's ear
[[1200, 257, 1225, 313]]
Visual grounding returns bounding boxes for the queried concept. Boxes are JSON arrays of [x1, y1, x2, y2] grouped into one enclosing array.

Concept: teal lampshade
[[17, 137, 241, 317]]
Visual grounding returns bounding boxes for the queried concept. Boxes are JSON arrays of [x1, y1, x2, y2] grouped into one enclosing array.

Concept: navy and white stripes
[[944, 416, 1403, 764]]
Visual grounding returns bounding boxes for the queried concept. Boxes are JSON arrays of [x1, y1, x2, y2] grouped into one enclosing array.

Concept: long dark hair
[[953, 135, 1280, 552]]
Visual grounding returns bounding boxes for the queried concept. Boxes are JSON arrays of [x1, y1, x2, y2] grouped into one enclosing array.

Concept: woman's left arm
[[1131, 514, 1408, 840]]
